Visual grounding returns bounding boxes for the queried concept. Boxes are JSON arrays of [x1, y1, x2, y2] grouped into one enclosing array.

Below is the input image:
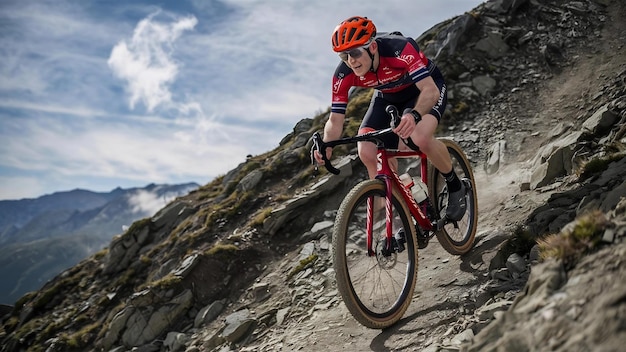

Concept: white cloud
[[128, 184, 199, 216], [0, 113, 259, 181], [108, 12, 198, 112], [128, 190, 166, 215]]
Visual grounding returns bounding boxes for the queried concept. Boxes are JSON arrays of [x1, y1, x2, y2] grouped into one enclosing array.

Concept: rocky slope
[[1, 0, 625, 351]]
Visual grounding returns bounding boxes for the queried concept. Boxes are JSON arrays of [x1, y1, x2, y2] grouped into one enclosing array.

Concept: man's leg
[[408, 115, 466, 221], [357, 139, 379, 179]]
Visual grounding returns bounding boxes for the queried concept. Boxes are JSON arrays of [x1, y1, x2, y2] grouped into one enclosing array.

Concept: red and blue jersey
[[331, 35, 440, 115]]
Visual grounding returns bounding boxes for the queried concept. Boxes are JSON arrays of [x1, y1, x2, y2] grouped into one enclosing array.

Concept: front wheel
[[428, 138, 478, 255], [333, 179, 418, 329]]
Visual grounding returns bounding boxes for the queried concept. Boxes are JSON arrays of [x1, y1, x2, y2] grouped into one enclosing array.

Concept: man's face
[[339, 45, 372, 77]]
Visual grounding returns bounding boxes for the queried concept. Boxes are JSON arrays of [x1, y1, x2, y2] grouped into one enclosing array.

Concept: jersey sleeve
[[403, 38, 432, 84], [330, 64, 353, 115]]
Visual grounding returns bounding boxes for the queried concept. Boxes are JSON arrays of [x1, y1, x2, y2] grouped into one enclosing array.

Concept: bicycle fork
[[365, 177, 403, 257]]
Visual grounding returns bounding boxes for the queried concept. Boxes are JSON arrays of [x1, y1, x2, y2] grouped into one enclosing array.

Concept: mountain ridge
[[0, 182, 199, 304]]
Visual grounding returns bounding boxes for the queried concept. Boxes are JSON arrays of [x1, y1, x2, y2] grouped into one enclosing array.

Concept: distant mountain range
[[0, 182, 199, 304]]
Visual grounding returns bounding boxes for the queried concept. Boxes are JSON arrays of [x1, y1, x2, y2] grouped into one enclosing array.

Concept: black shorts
[[360, 75, 447, 149]]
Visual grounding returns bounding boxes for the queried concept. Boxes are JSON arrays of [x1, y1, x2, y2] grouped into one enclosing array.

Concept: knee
[[411, 115, 439, 153], [412, 135, 436, 153], [358, 147, 376, 167]]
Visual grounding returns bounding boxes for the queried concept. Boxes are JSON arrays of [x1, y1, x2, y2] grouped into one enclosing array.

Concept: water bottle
[[411, 178, 429, 204], [399, 173, 428, 203]]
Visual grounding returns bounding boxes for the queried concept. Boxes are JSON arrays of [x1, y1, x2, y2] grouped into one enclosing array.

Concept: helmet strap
[[368, 48, 377, 73]]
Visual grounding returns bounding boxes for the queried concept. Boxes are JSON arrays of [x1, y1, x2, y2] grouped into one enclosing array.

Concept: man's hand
[[313, 112, 344, 166], [313, 147, 332, 165], [393, 112, 418, 139]]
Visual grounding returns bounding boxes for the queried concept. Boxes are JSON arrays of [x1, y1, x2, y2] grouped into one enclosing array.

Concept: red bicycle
[[311, 105, 478, 329]]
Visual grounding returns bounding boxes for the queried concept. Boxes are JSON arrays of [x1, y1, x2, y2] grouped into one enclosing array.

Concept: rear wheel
[[427, 138, 478, 255], [333, 179, 418, 329]]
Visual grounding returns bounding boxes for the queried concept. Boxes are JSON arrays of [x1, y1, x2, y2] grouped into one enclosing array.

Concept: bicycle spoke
[[347, 253, 408, 313]]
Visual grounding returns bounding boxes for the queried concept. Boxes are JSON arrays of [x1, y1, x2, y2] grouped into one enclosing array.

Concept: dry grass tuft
[[537, 210, 609, 269]]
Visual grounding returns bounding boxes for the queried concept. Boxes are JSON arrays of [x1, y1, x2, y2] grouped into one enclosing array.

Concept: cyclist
[[313, 16, 466, 221]]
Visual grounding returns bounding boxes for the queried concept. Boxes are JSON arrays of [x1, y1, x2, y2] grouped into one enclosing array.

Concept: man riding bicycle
[[313, 16, 466, 221]]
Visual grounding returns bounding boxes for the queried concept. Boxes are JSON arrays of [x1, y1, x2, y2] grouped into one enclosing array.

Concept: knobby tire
[[427, 138, 478, 255], [333, 179, 418, 329]]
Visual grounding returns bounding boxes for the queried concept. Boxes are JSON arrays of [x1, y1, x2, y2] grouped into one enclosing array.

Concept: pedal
[[417, 229, 431, 249]]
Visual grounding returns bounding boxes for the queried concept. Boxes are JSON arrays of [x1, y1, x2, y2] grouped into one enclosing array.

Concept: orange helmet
[[331, 16, 377, 52]]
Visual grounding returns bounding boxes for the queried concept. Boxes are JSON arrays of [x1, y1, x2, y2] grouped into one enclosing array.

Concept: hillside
[[1, 0, 625, 351], [0, 183, 199, 305]]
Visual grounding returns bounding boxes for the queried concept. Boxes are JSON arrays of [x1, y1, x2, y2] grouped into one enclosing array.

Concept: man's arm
[[393, 77, 439, 138], [324, 112, 345, 142], [413, 76, 439, 116], [314, 111, 345, 164]]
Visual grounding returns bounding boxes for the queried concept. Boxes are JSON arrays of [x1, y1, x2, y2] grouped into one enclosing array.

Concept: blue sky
[[0, 0, 483, 201]]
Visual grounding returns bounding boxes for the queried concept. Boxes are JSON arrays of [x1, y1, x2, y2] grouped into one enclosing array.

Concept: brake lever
[[385, 105, 401, 128], [311, 132, 340, 175]]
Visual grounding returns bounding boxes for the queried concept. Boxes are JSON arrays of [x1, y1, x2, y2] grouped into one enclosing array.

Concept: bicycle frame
[[367, 145, 434, 256]]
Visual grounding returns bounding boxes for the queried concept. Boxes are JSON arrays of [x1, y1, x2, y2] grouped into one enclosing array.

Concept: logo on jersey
[[377, 72, 403, 84], [436, 84, 447, 108], [362, 78, 378, 86], [332, 78, 343, 94], [397, 54, 415, 65]]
